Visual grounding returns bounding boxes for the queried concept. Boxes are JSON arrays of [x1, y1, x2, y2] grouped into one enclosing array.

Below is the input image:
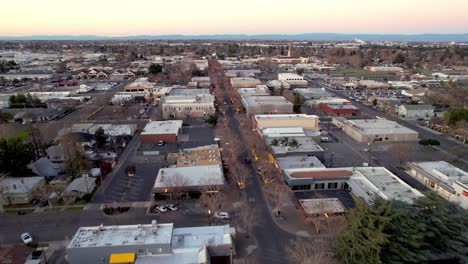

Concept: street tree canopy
[[0, 137, 36, 177], [335, 193, 468, 264]]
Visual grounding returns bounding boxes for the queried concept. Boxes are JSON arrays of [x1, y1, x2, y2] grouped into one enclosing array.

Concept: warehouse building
[[283, 167, 423, 204], [264, 136, 325, 160], [407, 161, 468, 209], [67, 221, 235, 264], [236, 85, 270, 97], [319, 103, 361, 117], [332, 117, 419, 142], [161, 94, 215, 119], [253, 114, 319, 132], [278, 73, 308, 87], [140, 120, 183, 143], [294, 88, 332, 100], [230, 77, 261, 88], [241, 96, 293, 116]]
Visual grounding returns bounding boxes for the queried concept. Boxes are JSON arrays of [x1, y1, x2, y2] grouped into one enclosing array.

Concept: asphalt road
[[209, 60, 294, 264]]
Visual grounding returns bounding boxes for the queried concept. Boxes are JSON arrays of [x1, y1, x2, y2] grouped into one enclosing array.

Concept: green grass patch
[[17, 130, 30, 140]]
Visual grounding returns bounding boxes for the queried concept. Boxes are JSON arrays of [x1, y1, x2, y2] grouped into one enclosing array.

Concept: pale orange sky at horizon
[[1, 0, 467, 36]]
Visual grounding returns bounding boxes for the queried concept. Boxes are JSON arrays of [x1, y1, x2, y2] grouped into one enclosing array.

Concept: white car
[[213, 212, 230, 220], [320, 137, 332, 142], [156, 205, 168, 213], [21, 233, 33, 244], [157, 140, 164, 146], [166, 204, 178, 211]]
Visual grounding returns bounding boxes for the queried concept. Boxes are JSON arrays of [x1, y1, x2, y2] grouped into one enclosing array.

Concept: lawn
[[5, 208, 35, 214], [337, 68, 396, 80], [65, 206, 84, 211]]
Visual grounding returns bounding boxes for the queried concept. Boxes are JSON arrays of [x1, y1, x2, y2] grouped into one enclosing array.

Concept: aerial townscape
[[1, 2, 468, 264]]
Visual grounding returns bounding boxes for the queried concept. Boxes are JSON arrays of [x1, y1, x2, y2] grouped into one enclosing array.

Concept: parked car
[[244, 157, 252, 164], [38, 200, 49, 207], [320, 137, 332, 142], [157, 140, 165, 146], [213, 212, 230, 220], [21, 233, 33, 244], [166, 204, 178, 211], [156, 205, 168, 213]]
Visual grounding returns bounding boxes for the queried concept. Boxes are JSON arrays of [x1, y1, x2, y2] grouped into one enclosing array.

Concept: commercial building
[[140, 120, 183, 143], [166, 144, 222, 167], [241, 96, 293, 116], [264, 136, 324, 160], [276, 155, 325, 170], [67, 221, 235, 264], [161, 94, 215, 119], [319, 103, 361, 117], [253, 114, 319, 132], [0, 177, 45, 205], [169, 88, 211, 97], [366, 66, 404, 73], [332, 117, 419, 143], [294, 88, 332, 100], [283, 167, 423, 204], [305, 98, 351, 107], [278, 73, 308, 87], [236, 85, 270, 97], [407, 161, 468, 209], [230, 77, 261, 88], [397, 104, 435, 120], [124, 77, 156, 92], [153, 165, 224, 199]]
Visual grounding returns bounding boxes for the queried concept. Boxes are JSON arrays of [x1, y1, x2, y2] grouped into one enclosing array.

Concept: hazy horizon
[[1, 0, 468, 36]]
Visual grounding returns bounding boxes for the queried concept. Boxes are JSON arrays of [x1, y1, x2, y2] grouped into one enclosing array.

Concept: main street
[[209, 60, 294, 264]]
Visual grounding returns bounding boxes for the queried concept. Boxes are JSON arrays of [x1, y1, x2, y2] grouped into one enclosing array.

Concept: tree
[[238, 197, 259, 238], [94, 127, 107, 149], [264, 182, 291, 210], [390, 143, 410, 165], [393, 53, 406, 64], [200, 184, 225, 213], [372, 98, 378, 107], [287, 238, 330, 264], [296, 68, 305, 76], [0, 112, 13, 122], [288, 138, 299, 148], [293, 94, 301, 113], [270, 138, 279, 146], [61, 134, 91, 178], [0, 137, 36, 177], [444, 108, 468, 126], [148, 63, 163, 75], [163, 173, 191, 200], [335, 199, 392, 264], [206, 114, 218, 126]]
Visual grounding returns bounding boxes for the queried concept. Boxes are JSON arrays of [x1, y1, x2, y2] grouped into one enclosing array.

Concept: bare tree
[[200, 183, 226, 213], [264, 182, 291, 211], [390, 143, 411, 165], [232, 164, 250, 189], [237, 198, 259, 238], [60, 133, 91, 178], [162, 172, 191, 200], [286, 238, 333, 264]]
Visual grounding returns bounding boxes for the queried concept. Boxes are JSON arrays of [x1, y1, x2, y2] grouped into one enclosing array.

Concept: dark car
[[244, 157, 252, 164], [38, 200, 49, 207]]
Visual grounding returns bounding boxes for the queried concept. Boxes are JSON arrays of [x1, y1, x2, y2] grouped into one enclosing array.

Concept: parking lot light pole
[[208, 209, 211, 226]]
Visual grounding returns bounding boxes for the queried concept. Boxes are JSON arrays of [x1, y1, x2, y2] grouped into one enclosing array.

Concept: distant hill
[[0, 33, 467, 42]]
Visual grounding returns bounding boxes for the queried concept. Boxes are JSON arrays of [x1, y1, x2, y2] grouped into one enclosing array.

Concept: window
[[315, 183, 325, 190], [328, 182, 338, 189]]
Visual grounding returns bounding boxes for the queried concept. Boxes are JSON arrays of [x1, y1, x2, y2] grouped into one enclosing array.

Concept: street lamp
[[208, 209, 211, 226]]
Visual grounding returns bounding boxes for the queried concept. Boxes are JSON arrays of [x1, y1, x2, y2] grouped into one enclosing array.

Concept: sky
[[1, 0, 468, 36]]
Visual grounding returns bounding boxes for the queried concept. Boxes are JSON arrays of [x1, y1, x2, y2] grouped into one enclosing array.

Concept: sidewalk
[[270, 199, 315, 238]]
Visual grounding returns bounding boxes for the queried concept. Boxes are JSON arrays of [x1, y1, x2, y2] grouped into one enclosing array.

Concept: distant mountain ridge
[[0, 33, 467, 42]]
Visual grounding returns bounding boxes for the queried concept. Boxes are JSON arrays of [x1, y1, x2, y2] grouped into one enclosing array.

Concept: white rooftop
[[260, 127, 306, 137], [351, 167, 424, 203], [68, 223, 174, 248], [154, 165, 224, 189], [343, 118, 417, 135], [243, 96, 293, 106], [142, 121, 183, 136], [0, 177, 43, 194], [254, 114, 318, 121], [265, 136, 324, 155], [169, 88, 210, 96], [409, 161, 468, 185], [276, 156, 325, 170]]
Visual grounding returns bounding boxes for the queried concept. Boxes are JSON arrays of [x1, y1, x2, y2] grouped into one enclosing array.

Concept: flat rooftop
[[175, 145, 222, 167], [0, 177, 43, 194], [169, 89, 210, 96], [67, 223, 174, 249], [276, 156, 325, 170], [344, 119, 418, 135], [324, 104, 359, 110], [254, 114, 318, 121], [285, 168, 353, 180], [141, 121, 183, 136], [409, 161, 468, 185], [266, 136, 324, 155], [299, 198, 347, 215], [352, 167, 424, 203], [242, 96, 293, 106], [260, 127, 306, 137], [154, 165, 224, 189]]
